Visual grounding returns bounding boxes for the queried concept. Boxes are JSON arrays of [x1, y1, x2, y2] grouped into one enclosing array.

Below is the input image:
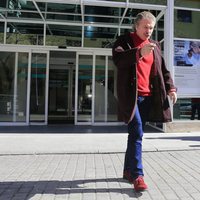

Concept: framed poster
[[174, 40, 200, 96]]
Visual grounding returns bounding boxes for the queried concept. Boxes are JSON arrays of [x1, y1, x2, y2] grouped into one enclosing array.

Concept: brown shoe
[[123, 170, 133, 183], [133, 176, 148, 192]]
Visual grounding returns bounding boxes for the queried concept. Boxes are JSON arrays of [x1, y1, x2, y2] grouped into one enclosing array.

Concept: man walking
[[112, 11, 177, 192]]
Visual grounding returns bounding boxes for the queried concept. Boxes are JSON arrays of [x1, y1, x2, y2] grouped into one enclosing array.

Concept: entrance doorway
[[48, 51, 75, 124], [29, 51, 49, 124]]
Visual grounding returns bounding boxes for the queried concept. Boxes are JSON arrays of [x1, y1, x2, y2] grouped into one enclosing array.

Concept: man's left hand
[[168, 92, 177, 105]]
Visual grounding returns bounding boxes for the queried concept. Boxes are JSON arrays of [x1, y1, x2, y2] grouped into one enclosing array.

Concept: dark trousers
[[124, 96, 152, 179]]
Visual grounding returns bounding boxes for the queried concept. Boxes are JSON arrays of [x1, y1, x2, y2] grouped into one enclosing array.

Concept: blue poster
[[174, 40, 200, 67]]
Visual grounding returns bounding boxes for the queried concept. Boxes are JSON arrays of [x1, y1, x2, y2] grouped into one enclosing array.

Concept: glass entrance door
[[76, 53, 93, 123], [29, 52, 48, 124], [75, 51, 118, 125], [94, 55, 117, 123], [0, 51, 28, 124], [48, 51, 75, 124]]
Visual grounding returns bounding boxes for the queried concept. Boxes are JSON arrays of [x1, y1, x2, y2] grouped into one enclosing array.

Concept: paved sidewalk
[[0, 132, 200, 200], [0, 132, 200, 155], [1, 151, 200, 200]]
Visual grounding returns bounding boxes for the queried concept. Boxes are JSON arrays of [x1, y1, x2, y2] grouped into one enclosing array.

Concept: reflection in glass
[[129, 0, 166, 4], [175, 0, 200, 9], [174, 10, 200, 39], [30, 53, 47, 122], [0, 22, 4, 44], [8, 11, 41, 19], [173, 98, 199, 120], [0, 52, 15, 122], [85, 5, 122, 18], [46, 2, 81, 23], [49, 69, 69, 122], [0, 52, 28, 123], [107, 57, 118, 122], [16, 53, 28, 122], [94, 56, 106, 122], [46, 25, 81, 47], [47, 3, 81, 17], [77, 55, 93, 122], [84, 27, 117, 48], [48, 51, 76, 123], [6, 22, 44, 45]]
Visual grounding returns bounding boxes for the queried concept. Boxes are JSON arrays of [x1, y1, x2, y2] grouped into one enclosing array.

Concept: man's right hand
[[140, 43, 156, 57]]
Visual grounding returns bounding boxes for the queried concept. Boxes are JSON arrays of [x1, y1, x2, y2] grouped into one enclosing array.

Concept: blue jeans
[[124, 96, 152, 179]]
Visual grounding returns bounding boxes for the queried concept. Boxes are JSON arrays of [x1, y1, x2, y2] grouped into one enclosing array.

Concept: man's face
[[191, 43, 200, 54], [135, 18, 155, 40]]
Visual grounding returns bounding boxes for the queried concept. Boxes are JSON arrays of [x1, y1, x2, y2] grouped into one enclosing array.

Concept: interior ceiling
[[0, 0, 166, 40]]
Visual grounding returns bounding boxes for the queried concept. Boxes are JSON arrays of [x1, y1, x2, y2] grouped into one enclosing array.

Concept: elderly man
[[112, 11, 177, 192]]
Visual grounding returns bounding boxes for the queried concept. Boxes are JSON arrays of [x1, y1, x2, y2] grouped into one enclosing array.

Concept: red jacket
[[112, 32, 177, 123]]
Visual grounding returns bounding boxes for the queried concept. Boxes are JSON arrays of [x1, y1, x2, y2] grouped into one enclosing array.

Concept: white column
[[164, 0, 175, 127], [164, 0, 174, 76]]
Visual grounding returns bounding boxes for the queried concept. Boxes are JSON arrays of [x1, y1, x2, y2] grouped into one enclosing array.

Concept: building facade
[[0, 0, 200, 132]]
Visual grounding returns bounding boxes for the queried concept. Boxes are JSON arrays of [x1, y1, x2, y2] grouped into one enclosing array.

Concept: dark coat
[[112, 32, 177, 124]]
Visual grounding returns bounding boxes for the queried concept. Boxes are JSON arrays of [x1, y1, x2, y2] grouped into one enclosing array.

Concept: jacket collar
[[125, 32, 155, 48]]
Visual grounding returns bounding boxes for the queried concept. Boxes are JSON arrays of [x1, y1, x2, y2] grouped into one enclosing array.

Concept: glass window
[[77, 55, 93, 122], [0, 51, 28, 123], [120, 28, 132, 35], [46, 3, 81, 22], [97, 0, 126, 2], [174, 10, 200, 39], [30, 53, 47, 123], [0, 0, 6, 8], [47, 3, 81, 14], [0, 22, 4, 44], [94, 55, 106, 122], [16, 52, 28, 122], [0, 52, 15, 122], [8, 11, 41, 19], [48, 51, 76, 123], [175, 0, 200, 9], [84, 27, 117, 48], [129, 0, 167, 5], [85, 5, 121, 25], [107, 56, 118, 122], [174, 98, 200, 120], [5, 1, 45, 19], [46, 24, 81, 47], [6, 22, 44, 45], [177, 10, 192, 23]]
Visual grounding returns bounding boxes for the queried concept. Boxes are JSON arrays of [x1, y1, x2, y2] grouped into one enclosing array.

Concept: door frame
[[48, 58, 75, 123], [75, 49, 122, 125], [75, 50, 93, 125], [29, 49, 49, 125]]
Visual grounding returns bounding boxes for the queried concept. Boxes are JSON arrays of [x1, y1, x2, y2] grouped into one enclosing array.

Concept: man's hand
[[168, 92, 177, 105], [140, 43, 156, 57]]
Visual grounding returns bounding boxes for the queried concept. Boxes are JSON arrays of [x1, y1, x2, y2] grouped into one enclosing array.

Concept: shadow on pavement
[[0, 124, 160, 134], [0, 178, 143, 199]]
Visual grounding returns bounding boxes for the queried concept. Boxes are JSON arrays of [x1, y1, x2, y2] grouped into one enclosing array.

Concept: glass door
[[75, 51, 118, 125], [75, 53, 93, 124], [0, 51, 29, 124], [29, 52, 49, 124], [94, 55, 106, 122], [94, 55, 118, 123], [48, 51, 75, 124]]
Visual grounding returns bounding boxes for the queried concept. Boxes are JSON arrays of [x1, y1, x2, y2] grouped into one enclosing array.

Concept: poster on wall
[[174, 40, 200, 96]]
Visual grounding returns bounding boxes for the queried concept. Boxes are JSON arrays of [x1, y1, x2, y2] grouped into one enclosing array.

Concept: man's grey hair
[[133, 11, 156, 29]]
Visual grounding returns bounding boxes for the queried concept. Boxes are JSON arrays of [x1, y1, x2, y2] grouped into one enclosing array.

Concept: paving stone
[[0, 151, 200, 200]]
